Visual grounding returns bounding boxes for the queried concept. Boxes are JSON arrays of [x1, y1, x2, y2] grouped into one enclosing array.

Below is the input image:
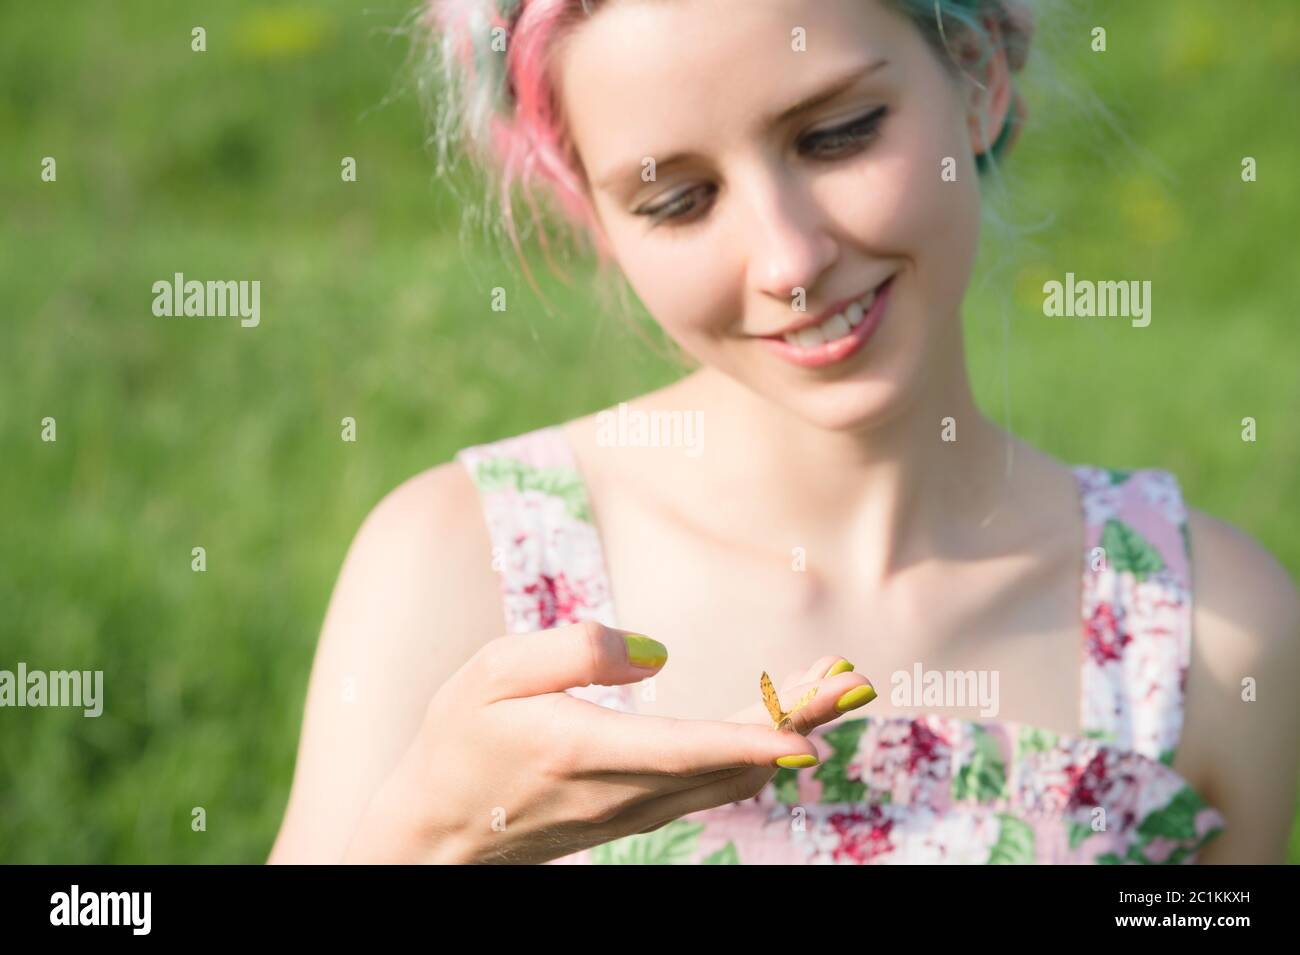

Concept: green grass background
[[1, 0, 1297, 863]]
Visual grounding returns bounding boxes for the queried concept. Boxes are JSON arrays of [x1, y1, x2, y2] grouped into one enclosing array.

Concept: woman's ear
[[961, 14, 1015, 158]]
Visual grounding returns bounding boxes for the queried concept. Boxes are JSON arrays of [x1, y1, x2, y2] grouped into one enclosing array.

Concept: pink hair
[[423, 0, 615, 299], [422, 0, 1034, 299]]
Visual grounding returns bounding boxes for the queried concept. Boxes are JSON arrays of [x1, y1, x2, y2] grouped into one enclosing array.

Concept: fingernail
[[823, 659, 855, 679], [774, 754, 819, 769], [623, 634, 668, 668], [834, 684, 877, 713]]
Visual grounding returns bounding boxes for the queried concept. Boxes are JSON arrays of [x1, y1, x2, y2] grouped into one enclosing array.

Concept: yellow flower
[[234, 9, 335, 60]]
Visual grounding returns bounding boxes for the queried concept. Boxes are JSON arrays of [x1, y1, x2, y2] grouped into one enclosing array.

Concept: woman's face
[[558, 0, 1009, 431]]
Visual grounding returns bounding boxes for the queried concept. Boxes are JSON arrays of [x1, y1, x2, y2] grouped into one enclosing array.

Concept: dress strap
[[455, 425, 632, 712], [1073, 466, 1194, 765]]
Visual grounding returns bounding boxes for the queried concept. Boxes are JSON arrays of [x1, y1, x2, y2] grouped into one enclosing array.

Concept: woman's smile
[[757, 274, 895, 369]]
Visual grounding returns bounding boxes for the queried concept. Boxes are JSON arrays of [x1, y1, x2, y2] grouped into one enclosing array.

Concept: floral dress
[[455, 426, 1226, 864]]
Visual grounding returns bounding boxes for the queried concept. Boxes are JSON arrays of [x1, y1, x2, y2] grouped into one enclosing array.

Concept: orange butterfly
[[760, 671, 818, 732]]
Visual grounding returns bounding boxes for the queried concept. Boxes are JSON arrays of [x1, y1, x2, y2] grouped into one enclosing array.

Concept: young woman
[[268, 0, 1300, 864]]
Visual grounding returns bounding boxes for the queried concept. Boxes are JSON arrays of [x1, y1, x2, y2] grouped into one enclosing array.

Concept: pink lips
[[760, 276, 894, 369]]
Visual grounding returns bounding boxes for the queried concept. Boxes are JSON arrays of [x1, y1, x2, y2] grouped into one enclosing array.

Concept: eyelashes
[[803, 105, 889, 159], [637, 105, 889, 228], [639, 184, 716, 227]]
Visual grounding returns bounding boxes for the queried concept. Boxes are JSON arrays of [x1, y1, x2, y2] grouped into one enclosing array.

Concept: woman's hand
[[712, 655, 877, 810], [723, 655, 874, 729], [342, 623, 873, 864]]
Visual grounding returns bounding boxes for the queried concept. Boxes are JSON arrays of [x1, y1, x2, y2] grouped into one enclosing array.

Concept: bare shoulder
[[354, 461, 502, 607], [267, 460, 504, 863], [1185, 508, 1299, 682], [325, 460, 508, 679], [1179, 507, 1300, 863]]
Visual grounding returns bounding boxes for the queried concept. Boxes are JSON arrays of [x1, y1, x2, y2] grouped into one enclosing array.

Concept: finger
[[618, 766, 775, 835], [781, 656, 852, 691], [553, 764, 751, 831], [795, 656, 852, 687], [732, 658, 857, 724], [560, 705, 821, 778], [819, 656, 856, 679], [723, 698, 785, 726], [464, 621, 667, 704], [585, 764, 750, 802], [777, 673, 877, 736]]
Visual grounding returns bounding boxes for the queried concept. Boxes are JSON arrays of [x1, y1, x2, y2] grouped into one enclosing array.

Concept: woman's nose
[[742, 171, 840, 303]]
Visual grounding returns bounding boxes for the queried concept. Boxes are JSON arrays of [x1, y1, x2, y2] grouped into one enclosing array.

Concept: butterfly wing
[[759, 671, 785, 727], [789, 686, 818, 715], [776, 686, 819, 732]]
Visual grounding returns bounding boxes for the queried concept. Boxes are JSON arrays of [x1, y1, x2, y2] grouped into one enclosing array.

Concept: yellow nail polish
[[823, 659, 855, 678], [834, 684, 877, 713], [623, 634, 668, 668], [774, 754, 819, 769]]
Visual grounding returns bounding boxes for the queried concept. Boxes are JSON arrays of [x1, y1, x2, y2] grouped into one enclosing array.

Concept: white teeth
[[824, 314, 852, 339], [781, 286, 880, 349], [795, 325, 826, 348]]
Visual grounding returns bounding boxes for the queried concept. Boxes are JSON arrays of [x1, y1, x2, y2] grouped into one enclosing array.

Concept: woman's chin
[[776, 380, 908, 433]]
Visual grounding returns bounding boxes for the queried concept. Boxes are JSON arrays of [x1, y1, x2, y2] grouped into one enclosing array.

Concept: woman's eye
[[640, 184, 716, 227], [637, 106, 887, 228], [801, 106, 888, 159]]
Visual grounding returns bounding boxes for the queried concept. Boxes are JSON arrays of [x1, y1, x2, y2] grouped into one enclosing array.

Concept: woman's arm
[[1178, 509, 1300, 864], [266, 462, 505, 863]]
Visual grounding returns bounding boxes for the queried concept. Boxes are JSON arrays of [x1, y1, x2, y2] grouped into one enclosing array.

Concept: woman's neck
[[636, 352, 1033, 585]]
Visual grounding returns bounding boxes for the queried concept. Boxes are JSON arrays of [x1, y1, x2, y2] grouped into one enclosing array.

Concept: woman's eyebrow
[[594, 57, 890, 195], [761, 57, 890, 130]]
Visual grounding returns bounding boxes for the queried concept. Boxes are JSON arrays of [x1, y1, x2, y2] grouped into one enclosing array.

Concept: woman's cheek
[[863, 135, 981, 321], [622, 243, 733, 344]]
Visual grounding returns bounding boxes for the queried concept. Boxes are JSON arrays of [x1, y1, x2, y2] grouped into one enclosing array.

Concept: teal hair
[[883, 0, 1034, 178], [419, 0, 1036, 314], [975, 108, 1018, 174]]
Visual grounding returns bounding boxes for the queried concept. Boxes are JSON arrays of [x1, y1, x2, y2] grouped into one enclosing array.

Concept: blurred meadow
[[1, 1, 1297, 862]]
